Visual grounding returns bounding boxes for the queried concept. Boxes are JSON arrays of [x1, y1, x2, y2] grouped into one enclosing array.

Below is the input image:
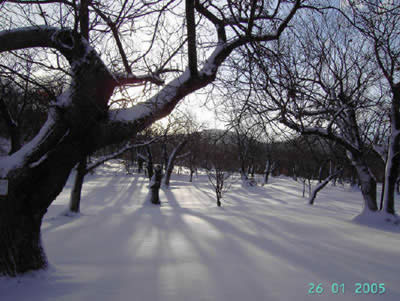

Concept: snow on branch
[[110, 69, 192, 123]]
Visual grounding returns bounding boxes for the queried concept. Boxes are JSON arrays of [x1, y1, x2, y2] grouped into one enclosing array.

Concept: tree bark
[[69, 157, 87, 213], [347, 151, 378, 211], [382, 86, 400, 214], [150, 166, 162, 205], [0, 205, 47, 276], [0, 134, 83, 276]]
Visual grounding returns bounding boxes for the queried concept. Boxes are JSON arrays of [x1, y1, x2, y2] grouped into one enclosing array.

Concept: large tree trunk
[[382, 144, 399, 215], [69, 157, 88, 213], [348, 151, 378, 211], [382, 87, 400, 214], [0, 133, 87, 276], [0, 30, 117, 276], [0, 206, 47, 276]]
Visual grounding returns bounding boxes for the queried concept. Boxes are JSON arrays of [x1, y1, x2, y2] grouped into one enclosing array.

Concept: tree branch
[[87, 138, 158, 172]]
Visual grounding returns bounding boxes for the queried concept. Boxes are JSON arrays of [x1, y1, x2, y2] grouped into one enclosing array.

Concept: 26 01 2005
[[308, 282, 386, 295], [354, 283, 385, 295]]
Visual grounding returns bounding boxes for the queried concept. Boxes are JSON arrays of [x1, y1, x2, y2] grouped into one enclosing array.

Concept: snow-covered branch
[[0, 110, 67, 178]]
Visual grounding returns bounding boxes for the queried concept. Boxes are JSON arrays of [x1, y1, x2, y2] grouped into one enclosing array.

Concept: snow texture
[[1, 161, 400, 301], [199, 44, 224, 76]]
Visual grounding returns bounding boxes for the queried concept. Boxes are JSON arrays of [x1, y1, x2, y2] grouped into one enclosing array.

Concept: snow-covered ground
[[1, 161, 400, 301]]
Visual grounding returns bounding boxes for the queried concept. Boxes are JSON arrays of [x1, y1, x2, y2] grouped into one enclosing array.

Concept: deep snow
[[1, 161, 400, 301]]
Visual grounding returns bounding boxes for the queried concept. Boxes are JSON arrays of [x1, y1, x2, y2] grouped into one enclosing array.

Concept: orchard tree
[[204, 137, 236, 207], [0, 0, 306, 276]]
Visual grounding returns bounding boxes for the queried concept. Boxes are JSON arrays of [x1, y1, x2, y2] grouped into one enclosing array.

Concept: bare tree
[[206, 166, 233, 207], [204, 140, 236, 207]]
